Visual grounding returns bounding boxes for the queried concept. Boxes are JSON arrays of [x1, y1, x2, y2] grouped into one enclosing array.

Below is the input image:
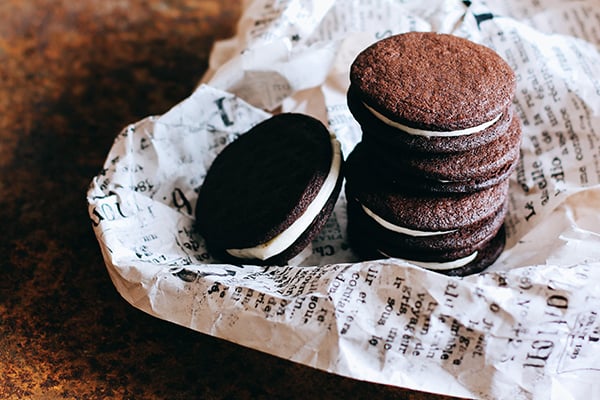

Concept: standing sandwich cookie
[[195, 113, 344, 265]]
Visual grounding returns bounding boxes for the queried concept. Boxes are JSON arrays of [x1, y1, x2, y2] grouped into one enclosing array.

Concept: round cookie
[[343, 171, 509, 276], [345, 195, 507, 254], [344, 174, 509, 237], [357, 112, 522, 192], [347, 86, 513, 154], [347, 218, 506, 276], [195, 113, 344, 265], [349, 32, 516, 152]]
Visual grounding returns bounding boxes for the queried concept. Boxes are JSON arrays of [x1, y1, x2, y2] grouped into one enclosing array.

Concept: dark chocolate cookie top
[[350, 32, 516, 131], [195, 113, 335, 248]]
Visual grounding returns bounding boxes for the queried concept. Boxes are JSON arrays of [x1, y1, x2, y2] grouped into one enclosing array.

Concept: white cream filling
[[361, 204, 456, 237], [226, 137, 342, 261], [363, 102, 502, 137], [379, 250, 479, 271]]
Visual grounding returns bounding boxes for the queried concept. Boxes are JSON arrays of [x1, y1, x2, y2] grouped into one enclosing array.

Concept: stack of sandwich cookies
[[345, 32, 521, 276], [195, 113, 344, 265]]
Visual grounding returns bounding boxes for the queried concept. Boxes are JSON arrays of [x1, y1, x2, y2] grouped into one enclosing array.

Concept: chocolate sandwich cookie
[[357, 113, 522, 192], [344, 175, 509, 274], [349, 32, 516, 153], [344, 176, 509, 245], [195, 113, 344, 265], [347, 218, 506, 277], [345, 195, 507, 254]]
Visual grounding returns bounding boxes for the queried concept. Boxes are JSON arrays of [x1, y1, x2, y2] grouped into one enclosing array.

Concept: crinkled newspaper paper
[[87, 0, 600, 398]]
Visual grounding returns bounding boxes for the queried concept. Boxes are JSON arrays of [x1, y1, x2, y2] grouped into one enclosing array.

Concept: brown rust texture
[[0, 1, 459, 398]]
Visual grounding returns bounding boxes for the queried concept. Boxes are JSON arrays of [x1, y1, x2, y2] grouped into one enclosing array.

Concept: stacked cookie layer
[[345, 32, 521, 276]]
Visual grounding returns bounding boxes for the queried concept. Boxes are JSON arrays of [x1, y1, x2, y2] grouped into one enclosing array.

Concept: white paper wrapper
[[87, 0, 600, 398]]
